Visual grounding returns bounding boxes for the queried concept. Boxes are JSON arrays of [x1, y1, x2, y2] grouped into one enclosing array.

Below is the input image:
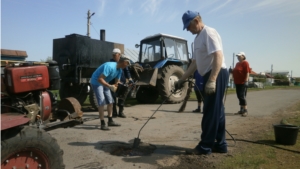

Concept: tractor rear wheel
[[158, 65, 188, 103], [136, 87, 159, 104], [59, 82, 88, 105], [1, 126, 65, 169]]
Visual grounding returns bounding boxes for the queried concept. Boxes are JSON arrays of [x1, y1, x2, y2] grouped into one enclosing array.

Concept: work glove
[[174, 79, 185, 91], [108, 85, 117, 92], [128, 78, 135, 85], [205, 80, 216, 95], [244, 81, 249, 88]]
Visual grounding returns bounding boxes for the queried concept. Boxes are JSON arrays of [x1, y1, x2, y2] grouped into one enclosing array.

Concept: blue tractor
[[130, 34, 190, 104]]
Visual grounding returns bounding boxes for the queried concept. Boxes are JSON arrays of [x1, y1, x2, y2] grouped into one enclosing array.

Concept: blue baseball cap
[[182, 10, 199, 30]]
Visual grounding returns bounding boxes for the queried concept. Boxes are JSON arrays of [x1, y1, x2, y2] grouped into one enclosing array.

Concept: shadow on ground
[[68, 140, 193, 166]]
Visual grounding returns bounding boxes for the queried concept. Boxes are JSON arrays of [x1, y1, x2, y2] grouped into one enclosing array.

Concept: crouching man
[[90, 56, 131, 130]]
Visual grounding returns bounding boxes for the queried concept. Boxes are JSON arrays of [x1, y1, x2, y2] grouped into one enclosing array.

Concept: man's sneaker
[[212, 145, 228, 153], [234, 110, 243, 115], [185, 148, 211, 155], [192, 108, 201, 113], [242, 110, 248, 117], [108, 121, 121, 126], [100, 125, 110, 131]]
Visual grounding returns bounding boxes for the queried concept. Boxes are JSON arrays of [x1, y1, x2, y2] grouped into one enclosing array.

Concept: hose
[[136, 92, 175, 139]]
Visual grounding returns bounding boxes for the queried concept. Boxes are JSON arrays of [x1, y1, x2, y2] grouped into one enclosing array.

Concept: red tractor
[[1, 60, 83, 169]]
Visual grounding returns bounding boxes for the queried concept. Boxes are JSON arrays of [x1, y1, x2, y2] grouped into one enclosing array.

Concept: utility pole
[[87, 10, 95, 37], [232, 53, 235, 68], [271, 64, 273, 86]]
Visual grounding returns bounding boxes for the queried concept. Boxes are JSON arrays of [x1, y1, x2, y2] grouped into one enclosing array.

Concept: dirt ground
[[48, 89, 300, 169], [158, 102, 300, 169]]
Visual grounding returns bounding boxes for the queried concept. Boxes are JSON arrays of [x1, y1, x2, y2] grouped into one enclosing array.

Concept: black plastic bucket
[[273, 124, 299, 145]]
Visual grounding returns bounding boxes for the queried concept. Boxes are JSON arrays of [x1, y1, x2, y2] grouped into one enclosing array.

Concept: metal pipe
[[100, 29, 105, 41]]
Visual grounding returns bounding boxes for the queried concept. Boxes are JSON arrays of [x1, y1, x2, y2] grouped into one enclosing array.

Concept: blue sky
[[1, 0, 300, 76]]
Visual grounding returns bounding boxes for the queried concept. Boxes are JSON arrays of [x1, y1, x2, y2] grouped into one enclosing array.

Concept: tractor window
[[141, 39, 161, 63], [175, 40, 188, 61], [164, 38, 188, 61], [164, 38, 177, 59]]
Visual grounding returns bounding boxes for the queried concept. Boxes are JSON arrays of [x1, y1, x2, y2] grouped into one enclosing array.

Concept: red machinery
[[1, 60, 83, 169]]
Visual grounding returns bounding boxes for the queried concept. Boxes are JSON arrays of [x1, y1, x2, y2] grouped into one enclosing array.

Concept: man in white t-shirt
[[175, 10, 229, 155]]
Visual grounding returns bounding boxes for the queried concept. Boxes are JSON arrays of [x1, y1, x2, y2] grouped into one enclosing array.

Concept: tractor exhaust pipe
[[100, 29, 105, 41]]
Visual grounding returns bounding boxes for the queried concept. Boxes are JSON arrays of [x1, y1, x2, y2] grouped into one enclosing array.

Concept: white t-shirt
[[192, 25, 226, 76]]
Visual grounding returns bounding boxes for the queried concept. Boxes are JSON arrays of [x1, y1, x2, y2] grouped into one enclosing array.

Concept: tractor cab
[[138, 34, 189, 70], [131, 34, 190, 104]]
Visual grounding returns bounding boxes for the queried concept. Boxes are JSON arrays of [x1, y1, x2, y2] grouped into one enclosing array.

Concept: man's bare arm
[[208, 50, 223, 82], [98, 74, 110, 87], [180, 60, 197, 80]]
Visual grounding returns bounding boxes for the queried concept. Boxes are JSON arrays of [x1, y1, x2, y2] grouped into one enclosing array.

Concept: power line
[[90, 22, 100, 37]]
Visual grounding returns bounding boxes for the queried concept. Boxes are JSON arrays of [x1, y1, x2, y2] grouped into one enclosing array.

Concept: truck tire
[[89, 90, 98, 111], [59, 82, 88, 105], [1, 126, 65, 169], [136, 87, 159, 104], [158, 65, 188, 103]]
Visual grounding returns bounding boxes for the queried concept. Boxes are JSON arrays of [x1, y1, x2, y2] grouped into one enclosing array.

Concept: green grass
[[217, 102, 300, 169]]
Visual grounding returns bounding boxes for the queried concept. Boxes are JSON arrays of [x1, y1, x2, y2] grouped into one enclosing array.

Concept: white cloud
[[97, 0, 106, 16], [140, 0, 163, 15], [204, 0, 300, 17], [118, 0, 135, 15], [208, 0, 232, 14]]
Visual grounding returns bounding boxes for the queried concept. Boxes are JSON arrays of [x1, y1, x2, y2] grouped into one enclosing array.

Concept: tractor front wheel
[[158, 65, 188, 103], [1, 126, 65, 169]]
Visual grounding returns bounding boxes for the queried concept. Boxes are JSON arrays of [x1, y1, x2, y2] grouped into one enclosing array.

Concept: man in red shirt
[[232, 52, 250, 117]]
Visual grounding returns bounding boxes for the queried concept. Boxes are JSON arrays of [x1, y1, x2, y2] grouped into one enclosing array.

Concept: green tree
[[40, 56, 53, 62], [253, 75, 266, 83], [274, 74, 288, 82]]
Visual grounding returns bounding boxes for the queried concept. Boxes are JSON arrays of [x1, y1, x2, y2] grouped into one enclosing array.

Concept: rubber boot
[[118, 106, 126, 118], [112, 103, 118, 118]]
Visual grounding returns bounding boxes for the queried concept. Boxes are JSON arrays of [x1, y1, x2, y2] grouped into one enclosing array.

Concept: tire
[[1, 126, 65, 169], [89, 89, 98, 111], [136, 86, 159, 104], [59, 82, 88, 105], [158, 65, 188, 103]]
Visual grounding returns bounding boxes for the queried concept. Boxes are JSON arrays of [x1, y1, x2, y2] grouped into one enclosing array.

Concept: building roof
[[1, 49, 28, 61], [124, 48, 139, 62]]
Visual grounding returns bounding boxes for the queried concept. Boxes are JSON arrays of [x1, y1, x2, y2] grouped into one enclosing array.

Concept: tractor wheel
[[1, 126, 65, 169], [59, 82, 88, 105], [158, 65, 188, 103], [136, 87, 159, 104], [89, 90, 98, 111]]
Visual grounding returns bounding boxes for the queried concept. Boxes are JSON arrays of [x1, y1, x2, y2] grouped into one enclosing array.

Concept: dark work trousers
[[196, 68, 229, 154], [111, 91, 124, 113], [235, 84, 247, 106], [195, 90, 205, 102]]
